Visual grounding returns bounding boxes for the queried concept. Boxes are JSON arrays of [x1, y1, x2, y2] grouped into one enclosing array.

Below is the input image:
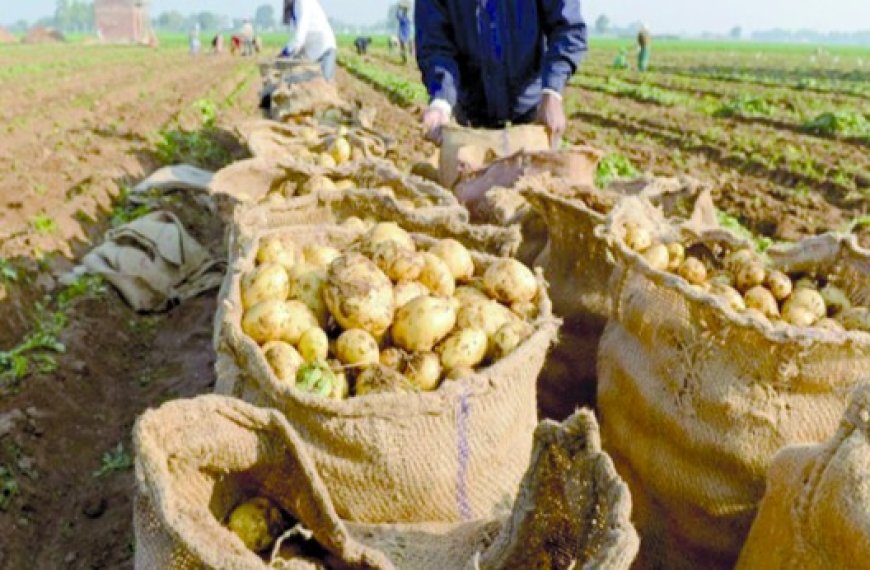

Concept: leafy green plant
[[0, 258, 18, 282], [716, 210, 774, 252], [93, 442, 133, 478], [0, 465, 18, 511], [339, 54, 427, 107], [156, 99, 231, 169], [30, 213, 58, 235], [595, 153, 638, 188], [802, 111, 869, 139], [714, 95, 775, 118], [109, 186, 152, 227]]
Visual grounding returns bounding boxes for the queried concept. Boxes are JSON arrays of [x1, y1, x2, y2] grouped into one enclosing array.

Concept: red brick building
[[95, 0, 151, 43]]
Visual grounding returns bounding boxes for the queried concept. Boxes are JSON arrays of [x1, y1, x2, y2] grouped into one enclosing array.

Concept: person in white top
[[282, 0, 338, 80], [241, 19, 255, 57]]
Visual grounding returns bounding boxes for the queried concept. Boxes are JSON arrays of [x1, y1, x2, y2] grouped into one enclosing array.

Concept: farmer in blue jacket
[[415, 0, 587, 146]]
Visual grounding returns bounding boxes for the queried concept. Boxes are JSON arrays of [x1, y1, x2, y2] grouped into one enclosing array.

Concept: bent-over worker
[[282, 0, 338, 81], [416, 0, 588, 146]]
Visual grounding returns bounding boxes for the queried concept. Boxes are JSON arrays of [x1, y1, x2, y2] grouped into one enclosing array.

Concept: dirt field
[[0, 40, 430, 568]]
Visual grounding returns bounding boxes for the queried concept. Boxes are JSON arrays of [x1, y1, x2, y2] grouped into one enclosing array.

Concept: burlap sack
[[736, 382, 870, 569], [211, 157, 462, 220], [239, 120, 392, 164], [596, 199, 870, 569], [215, 224, 560, 524], [522, 175, 712, 418], [269, 77, 346, 121], [439, 125, 550, 188], [134, 395, 638, 569]]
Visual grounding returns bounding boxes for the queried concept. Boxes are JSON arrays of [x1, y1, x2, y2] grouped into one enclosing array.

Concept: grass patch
[[0, 465, 18, 511], [716, 210, 775, 252], [30, 214, 58, 235], [714, 95, 776, 118], [802, 111, 869, 139], [155, 98, 232, 169]]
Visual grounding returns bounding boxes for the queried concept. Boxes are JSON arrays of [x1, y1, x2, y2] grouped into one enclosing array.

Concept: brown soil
[[0, 48, 435, 569]]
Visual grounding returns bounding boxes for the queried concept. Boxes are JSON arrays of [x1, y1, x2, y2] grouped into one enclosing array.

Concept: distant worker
[[230, 35, 242, 56], [212, 34, 224, 55], [613, 48, 628, 70], [189, 23, 201, 56], [637, 24, 651, 72], [354, 36, 372, 56], [396, 1, 412, 64], [254, 35, 263, 54], [416, 0, 587, 146], [281, 0, 338, 81], [241, 19, 255, 56]]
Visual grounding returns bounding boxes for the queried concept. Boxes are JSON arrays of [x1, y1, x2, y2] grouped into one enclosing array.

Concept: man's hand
[[537, 91, 567, 149], [422, 106, 450, 144]]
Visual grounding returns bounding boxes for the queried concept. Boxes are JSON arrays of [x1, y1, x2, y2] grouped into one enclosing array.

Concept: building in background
[[95, 0, 152, 43]]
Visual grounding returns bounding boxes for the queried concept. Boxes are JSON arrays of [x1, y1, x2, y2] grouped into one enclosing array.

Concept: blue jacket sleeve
[[540, 0, 587, 93], [415, 0, 460, 107]]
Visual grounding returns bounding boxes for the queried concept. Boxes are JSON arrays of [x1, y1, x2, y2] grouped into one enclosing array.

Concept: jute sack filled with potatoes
[[210, 156, 467, 226], [134, 395, 638, 569], [215, 221, 560, 524], [596, 197, 870, 569], [736, 382, 870, 570], [522, 174, 713, 418]]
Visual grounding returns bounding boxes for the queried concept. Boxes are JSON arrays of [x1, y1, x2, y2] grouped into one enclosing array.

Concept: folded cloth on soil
[[736, 382, 870, 570], [82, 211, 225, 312], [596, 198, 870, 569], [133, 394, 638, 569], [133, 164, 214, 195]]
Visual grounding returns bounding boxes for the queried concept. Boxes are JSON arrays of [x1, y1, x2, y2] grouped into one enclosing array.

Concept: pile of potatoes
[[241, 222, 542, 399], [622, 222, 870, 333]]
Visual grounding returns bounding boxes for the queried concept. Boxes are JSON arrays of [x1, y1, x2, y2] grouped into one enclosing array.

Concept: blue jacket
[[415, 0, 587, 127], [398, 12, 412, 42]]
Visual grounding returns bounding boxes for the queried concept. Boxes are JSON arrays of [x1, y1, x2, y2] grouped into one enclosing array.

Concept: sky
[[4, 0, 870, 35]]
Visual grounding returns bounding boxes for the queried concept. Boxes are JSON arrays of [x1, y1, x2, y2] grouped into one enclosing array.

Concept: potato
[[372, 241, 425, 282], [838, 307, 870, 332], [405, 352, 442, 391], [782, 304, 816, 327], [437, 328, 488, 370], [299, 175, 337, 196], [243, 300, 297, 344], [429, 239, 474, 282], [744, 286, 780, 319], [324, 254, 395, 336], [380, 347, 407, 371], [340, 216, 368, 234], [417, 253, 456, 298], [820, 285, 851, 315], [392, 296, 457, 352], [784, 288, 826, 320], [624, 222, 652, 252], [393, 281, 430, 308], [711, 283, 746, 312], [815, 317, 845, 332], [736, 261, 766, 293], [794, 276, 818, 290], [765, 270, 793, 301], [454, 285, 489, 308], [226, 498, 285, 553], [281, 301, 320, 344], [642, 243, 670, 271], [457, 299, 515, 339], [678, 257, 707, 285], [296, 361, 341, 398], [491, 321, 532, 360], [298, 328, 329, 363], [287, 264, 329, 327], [723, 249, 757, 272], [666, 242, 685, 271], [330, 136, 352, 164], [257, 235, 299, 271], [242, 263, 289, 310], [362, 222, 415, 254], [262, 341, 305, 384], [483, 259, 537, 304], [331, 364, 350, 400], [335, 329, 380, 367], [355, 364, 416, 396], [317, 153, 337, 168], [303, 245, 340, 268], [511, 300, 539, 322], [710, 271, 735, 288], [445, 367, 476, 381]]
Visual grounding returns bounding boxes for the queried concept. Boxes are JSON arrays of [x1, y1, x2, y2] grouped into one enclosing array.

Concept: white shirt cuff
[[541, 89, 563, 100], [428, 98, 452, 118]]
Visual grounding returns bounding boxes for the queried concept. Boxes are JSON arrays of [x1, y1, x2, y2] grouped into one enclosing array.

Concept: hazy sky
[[4, 0, 870, 34]]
